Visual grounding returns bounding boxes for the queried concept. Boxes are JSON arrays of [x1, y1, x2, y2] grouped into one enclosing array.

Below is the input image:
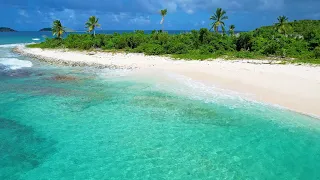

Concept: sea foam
[[0, 43, 30, 48], [0, 58, 33, 70]]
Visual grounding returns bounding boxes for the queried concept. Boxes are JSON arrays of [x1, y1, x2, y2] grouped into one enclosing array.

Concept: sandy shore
[[14, 46, 320, 117]]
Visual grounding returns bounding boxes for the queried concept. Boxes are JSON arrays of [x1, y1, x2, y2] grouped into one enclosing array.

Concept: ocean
[[1, 32, 320, 179]]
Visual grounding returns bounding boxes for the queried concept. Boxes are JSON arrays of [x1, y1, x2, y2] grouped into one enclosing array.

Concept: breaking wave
[[0, 58, 33, 70]]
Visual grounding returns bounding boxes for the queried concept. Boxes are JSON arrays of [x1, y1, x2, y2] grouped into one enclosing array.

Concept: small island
[[0, 27, 17, 32], [39, 28, 52, 32]]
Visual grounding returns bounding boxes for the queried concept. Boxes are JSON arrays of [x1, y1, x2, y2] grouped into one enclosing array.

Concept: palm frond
[[85, 16, 100, 34], [210, 8, 228, 33], [51, 20, 65, 38], [221, 16, 228, 20], [160, 9, 168, 16]]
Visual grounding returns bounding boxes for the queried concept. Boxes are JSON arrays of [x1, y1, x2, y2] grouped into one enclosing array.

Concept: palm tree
[[160, 9, 168, 32], [222, 26, 226, 35], [52, 20, 65, 39], [276, 16, 289, 35], [229, 25, 235, 36], [85, 16, 100, 36], [210, 8, 228, 33]]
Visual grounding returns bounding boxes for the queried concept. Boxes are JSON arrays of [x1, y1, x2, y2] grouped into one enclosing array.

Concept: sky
[[0, 0, 319, 31]]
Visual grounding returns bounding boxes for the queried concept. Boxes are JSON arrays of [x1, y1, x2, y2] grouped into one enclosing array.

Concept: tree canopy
[[85, 16, 101, 36], [160, 9, 168, 31], [29, 17, 320, 64], [52, 20, 65, 39], [210, 8, 228, 33]]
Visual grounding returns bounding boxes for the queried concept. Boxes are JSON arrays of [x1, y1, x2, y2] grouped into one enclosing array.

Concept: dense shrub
[[103, 41, 115, 49], [144, 44, 165, 55], [236, 32, 253, 51], [199, 28, 212, 44], [190, 30, 200, 48], [199, 45, 215, 54], [31, 20, 320, 63], [251, 37, 268, 52], [210, 34, 235, 51], [305, 31, 320, 50], [166, 42, 189, 54], [314, 46, 320, 59], [113, 35, 127, 49], [263, 41, 280, 55], [152, 32, 170, 45], [34, 38, 62, 48]]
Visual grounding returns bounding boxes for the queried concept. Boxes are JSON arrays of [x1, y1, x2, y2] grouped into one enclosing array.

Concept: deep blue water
[[0, 33, 320, 179]]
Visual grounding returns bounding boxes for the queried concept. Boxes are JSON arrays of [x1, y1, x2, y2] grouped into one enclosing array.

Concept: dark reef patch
[[0, 117, 56, 179], [51, 75, 78, 81]]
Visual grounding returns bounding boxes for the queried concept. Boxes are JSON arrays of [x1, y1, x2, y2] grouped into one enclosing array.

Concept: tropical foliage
[[160, 9, 168, 31], [29, 15, 320, 64], [229, 25, 235, 36], [210, 8, 228, 33], [52, 20, 65, 39], [276, 16, 290, 35], [85, 16, 100, 36]]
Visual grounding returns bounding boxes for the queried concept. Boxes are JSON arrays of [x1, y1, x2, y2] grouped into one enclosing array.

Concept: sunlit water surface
[[0, 35, 320, 179]]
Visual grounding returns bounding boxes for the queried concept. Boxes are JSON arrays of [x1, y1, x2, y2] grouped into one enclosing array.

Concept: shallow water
[[1, 41, 320, 179]]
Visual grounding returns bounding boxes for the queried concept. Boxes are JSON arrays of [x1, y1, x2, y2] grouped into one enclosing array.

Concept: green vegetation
[[210, 8, 228, 33], [52, 20, 65, 39], [0, 27, 16, 32], [160, 9, 168, 32], [276, 16, 289, 35], [229, 25, 235, 36], [27, 9, 320, 64], [85, 16, 100, 36]]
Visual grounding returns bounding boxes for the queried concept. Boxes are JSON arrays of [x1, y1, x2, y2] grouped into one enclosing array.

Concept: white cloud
[[194, 20, 207, 27], [139, 0, 287, 14], [111, 12, 129, 22], [259, 0, 284, 10], [7, 0, 319, 17], [166, 2, 178, 12], [19, 10, 29, 17], [129, 16, 150, 25], [186, 9, 194, 14]]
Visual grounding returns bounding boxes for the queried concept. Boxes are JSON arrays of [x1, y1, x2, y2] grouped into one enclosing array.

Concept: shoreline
[[13, 45, 320, 117]]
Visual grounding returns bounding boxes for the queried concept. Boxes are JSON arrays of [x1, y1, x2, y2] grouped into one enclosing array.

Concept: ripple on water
[[1, 61, 320, 179], [0, 118, 56, 179]]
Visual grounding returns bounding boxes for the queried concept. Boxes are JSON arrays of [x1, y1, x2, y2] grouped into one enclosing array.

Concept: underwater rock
[[51, 75, 77, 81]]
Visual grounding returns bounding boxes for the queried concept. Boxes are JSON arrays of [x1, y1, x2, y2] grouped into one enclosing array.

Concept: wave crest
[[0, 58, 33, 70], [0, 43, 30, 48]]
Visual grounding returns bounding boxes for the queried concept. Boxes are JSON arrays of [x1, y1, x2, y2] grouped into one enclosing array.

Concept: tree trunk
[[94, 30, 95, 37], [162, 21, 164, 32]]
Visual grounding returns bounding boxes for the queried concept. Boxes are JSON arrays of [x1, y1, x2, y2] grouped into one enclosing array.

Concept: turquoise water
[[1, 36, 320, 179]]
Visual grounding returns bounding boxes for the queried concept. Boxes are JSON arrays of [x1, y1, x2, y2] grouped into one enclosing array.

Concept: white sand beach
[[15, 46, 320, 117]]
